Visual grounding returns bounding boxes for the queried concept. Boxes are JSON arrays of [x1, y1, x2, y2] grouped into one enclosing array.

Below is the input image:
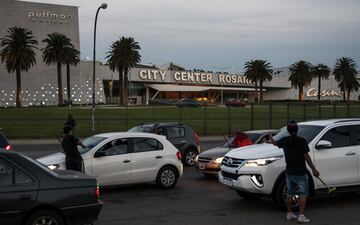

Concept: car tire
[[236, 190, 260, 200], [273, 177, 301, 211], [156, 166, 178, 189], [183, 149, 197, 166], [25, 210, 64, 225]]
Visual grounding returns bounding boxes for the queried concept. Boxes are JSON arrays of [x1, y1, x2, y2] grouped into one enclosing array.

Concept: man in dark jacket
[[269, 120, 319, 223], [62, 126, 84, 172]]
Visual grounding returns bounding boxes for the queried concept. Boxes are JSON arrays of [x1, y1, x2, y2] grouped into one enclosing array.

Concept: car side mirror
[[316, 140, 332, 149], [94, 151, 106, 158]]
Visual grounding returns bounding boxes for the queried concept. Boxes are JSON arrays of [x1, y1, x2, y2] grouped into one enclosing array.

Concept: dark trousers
[[66, 158, 83, 172]]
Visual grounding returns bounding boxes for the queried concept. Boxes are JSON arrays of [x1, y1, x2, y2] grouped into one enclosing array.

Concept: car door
[[91, 138, 132, 186], [166, 126, 186, 151], [131, 137, 165, 182], [313, 125, 358, 186], [0, 156, 38, 225], [350, 125, 360, 183]]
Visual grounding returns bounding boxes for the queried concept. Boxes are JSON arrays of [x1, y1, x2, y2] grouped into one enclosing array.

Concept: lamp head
[[101, 3, 107, 9]]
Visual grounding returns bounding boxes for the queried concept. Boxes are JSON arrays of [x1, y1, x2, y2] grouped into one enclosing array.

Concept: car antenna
[[217, 128, 227, 141]]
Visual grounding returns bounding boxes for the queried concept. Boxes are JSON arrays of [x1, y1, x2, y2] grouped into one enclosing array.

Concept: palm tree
[[333, 57, 358, 102], [106, 37, 141, 105], [244, 60, 273, 103], [0, 27, 38, 107], [288, 60, 313, 101], [311, 64, 330, 101], [64, 46, 80, 105], [338, 76, 360, 102], [42, 33, 74, 106]]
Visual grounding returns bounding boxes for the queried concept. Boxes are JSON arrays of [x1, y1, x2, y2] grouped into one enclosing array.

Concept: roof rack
[[333, 118, 360, 124]]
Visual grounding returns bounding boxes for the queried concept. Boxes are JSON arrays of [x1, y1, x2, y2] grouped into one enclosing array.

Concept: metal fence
[[1, 103, 359, 138]]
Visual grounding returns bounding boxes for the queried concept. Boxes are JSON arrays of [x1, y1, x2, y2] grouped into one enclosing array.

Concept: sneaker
[[286, 212, 297, 220], [298, 214, 310, 223]]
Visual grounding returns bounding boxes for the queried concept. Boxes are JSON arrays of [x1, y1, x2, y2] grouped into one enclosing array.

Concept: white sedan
[[37, 132, 183, 189]]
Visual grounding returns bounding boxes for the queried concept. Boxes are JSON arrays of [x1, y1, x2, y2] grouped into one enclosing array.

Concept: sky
[[22, 0, 360, 72]]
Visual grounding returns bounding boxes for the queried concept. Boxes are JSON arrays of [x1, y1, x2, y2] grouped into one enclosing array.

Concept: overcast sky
[[22, 0, 360, 72]]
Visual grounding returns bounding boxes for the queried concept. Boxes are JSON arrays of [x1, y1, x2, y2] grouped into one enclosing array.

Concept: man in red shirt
[[232, 126, 253, 148]]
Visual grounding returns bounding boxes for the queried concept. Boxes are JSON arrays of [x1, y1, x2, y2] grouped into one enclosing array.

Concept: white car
[[37, 132, 183, 189], [219, 119, 360, 209]]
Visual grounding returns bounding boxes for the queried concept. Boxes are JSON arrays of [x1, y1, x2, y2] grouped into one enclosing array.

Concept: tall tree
[[338, 76, 360, 102], [106, 37, 141, 105], [64, 46, 80, 105], [288, 60, 313, 101], [42, 33, 74, 106], [244, 60, 273, 103], [333, 57, 358, 102], [0, 27, 38, 107], [311, 64, 330, 101]]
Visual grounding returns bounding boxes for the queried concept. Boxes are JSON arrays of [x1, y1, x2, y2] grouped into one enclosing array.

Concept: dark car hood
[[198, 147, 231, 159]]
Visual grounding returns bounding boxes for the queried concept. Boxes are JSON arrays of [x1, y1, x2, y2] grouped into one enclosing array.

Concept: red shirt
[[233, 132, 253, 148]]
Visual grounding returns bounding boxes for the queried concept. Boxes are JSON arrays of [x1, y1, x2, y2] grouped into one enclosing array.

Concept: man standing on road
[[62, 126, 84, 172], [268, 120, 320, 223], [232, 126, 253, 148]]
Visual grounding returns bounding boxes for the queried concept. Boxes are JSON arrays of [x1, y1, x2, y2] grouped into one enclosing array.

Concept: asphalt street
[[15, 142, 360, 225]]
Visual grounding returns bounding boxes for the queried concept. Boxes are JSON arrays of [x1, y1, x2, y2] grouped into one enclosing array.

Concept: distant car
[[0, 150, 102, 225], [176, 98, 201, 108], [128, 122, 201, 166], [195, 130, 278, 176], [225, 98, 245, 107], [37, 132, 183, 189], [0, 128, 12, 151]]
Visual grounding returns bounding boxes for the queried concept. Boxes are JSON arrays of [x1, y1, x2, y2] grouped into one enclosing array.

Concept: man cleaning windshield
[[268, 120, 320, 223]]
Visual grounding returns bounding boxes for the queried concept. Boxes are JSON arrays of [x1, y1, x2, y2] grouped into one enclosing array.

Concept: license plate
[[222, 178, 233, 186], [199, 163, 206, 170]]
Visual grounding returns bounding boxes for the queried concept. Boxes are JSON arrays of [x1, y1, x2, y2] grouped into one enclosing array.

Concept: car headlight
[[213, 157, 224, 164], [48, 164, 60, 170], [245, 156, 282, 167]]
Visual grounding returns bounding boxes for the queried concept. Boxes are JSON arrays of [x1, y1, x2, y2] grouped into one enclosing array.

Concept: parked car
[[176, 98, 201, 108], [128, 122, 201, 166], [225, 98, 245, 107], [0, 128, 12, 150], [0, 150, 102, 225], [37, 132, 183, 189], [195, 130, 278, 176], [219, 119, 360, 210]]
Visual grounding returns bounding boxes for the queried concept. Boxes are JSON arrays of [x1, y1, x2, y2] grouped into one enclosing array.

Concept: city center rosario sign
[[134, 69, 254, 86]]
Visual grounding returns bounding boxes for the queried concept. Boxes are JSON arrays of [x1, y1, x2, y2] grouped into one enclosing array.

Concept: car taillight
[[176, 151, 182, 161], [194, 132, 200, 146], [5, 145, 12, 151], [95, 185, 100, 200]]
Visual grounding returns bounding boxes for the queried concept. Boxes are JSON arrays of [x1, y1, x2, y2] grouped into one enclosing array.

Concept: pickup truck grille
[[197, 157, 212, 163], [221, 171, 239, 180], [222, 156, 245, 168]]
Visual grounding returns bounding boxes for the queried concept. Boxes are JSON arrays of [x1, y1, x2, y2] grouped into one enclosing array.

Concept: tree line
[[1, 26, 359, 107], [0, 26, 141, 107], [243, 58, 359, 103]]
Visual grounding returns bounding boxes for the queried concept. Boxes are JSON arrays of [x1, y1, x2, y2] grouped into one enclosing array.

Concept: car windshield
[[128, 126, 153, 133], [222, 132, 261, 148], [78, 136, 107, 154], [273, 125, 324, 143]]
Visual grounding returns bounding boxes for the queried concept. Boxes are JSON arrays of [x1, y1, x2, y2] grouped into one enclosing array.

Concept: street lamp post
[[212, 65, 233, 106], [92, 3, 107, 133]]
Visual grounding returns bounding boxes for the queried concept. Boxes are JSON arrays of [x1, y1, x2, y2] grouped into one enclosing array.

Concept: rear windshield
[[0, 131, 9, 147], [273, 125, 324, 143], [78, 136, 107, 154], [23, 155, 58, 176], [128, 126, 153, 133]]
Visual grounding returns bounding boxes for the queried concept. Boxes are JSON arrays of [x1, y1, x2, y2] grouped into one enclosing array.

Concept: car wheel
[[183, 149, 197, 166], [236, 190, 260, 200], [25, 210, 64, 225], [156, 166, 178, 189], [273, 177, 300, 211]]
